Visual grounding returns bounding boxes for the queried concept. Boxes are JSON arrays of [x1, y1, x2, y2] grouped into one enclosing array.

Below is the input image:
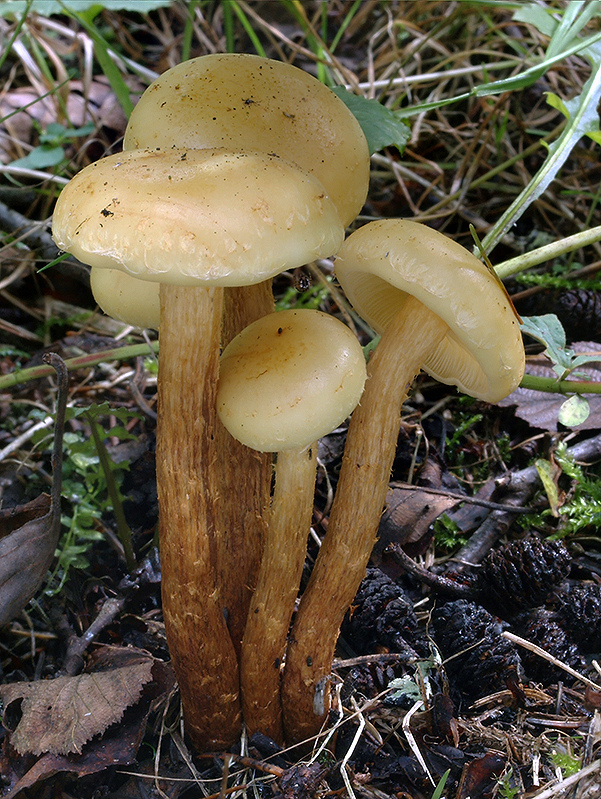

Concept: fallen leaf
[[0, 706, 151, 799], [0, 654, 154, 755], [373, 459, 459, 563], [455, 751, 506, 799], [0, 354, 67, 627], [500, 342, 601, 431], [0, 649, 175, 798], [0, 493, 58, 628]]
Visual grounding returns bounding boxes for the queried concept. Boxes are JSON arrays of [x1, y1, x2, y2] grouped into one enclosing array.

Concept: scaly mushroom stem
[[281, 296, 448, 743], [215, 282, 274, 656], [241, 444, 317, 742], [157, 283, 241, 751]]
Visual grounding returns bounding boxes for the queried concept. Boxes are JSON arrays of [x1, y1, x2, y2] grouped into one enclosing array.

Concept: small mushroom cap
[[217, 309, 367, 452], [123, 54, 369, 227], [52, 148, 344, 286], [90, 267, 160, 329], [335, 219, 525, 403]]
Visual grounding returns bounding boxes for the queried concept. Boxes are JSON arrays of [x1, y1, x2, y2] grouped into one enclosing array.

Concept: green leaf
[[0, 1, 171, 14], [11, 145, 65, 169], [558, 394, 591, 428], [520, 314, 572, 376], [482, 36, 601, 253], [535, 458, 561, 515], [430, 771, 450, 799], [331, 87, 410, 154], [513, 3, 557, 38], [71, 11, 134, 116], [545, 91, 570, 119]]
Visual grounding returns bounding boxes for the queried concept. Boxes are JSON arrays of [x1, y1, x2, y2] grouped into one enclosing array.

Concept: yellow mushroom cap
[[90, 267, 160, 329], [217, 309, 367, 452], [334, 219, 525, 403], [52, 148, 344, 287], [123, 53, 370, 228]]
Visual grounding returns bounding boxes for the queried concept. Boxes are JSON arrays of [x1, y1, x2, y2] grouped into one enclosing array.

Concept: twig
[[387, 543, 475, 598], [0, 340, 159, 390], [390, 482, 533, 513], [523, 760, 601, 799], [0, 415, 54, 463], [453, 431, 601, 567], [62, 596, 126, 675], [42, 352, 68, 543], [0, 199, 90, 286], [502, 631, 601, 692]]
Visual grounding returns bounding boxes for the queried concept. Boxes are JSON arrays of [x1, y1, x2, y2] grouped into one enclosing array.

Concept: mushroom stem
[[241, 444, 317, 742], [215, 282, 274, 655], [281, 295, 448, 743], [157, 283, 241, 751]]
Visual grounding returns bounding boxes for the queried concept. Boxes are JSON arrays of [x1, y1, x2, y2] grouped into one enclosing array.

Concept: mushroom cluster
[[52, 54, 525, 752]]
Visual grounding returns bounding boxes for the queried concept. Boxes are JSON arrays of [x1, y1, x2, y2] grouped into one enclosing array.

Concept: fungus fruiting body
[[217, 309, 366, 741], [52, 146, 345, 750], [122, 52, 370, 660], [281, 219, 525, 742], [123, 53, 369, 228]]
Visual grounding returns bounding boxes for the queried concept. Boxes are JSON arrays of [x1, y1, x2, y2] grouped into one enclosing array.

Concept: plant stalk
[[241, 444, 317, 742], [281, 296, 447, 743], [157, 283, 240, 751]]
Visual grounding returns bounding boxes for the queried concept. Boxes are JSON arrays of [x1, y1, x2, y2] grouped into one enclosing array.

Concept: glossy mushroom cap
[[334, 219, 525, 403], [52, 148, 344, 287], [123, 53, 370, 228], [90, 267, 160, 329], [217, 309, 367, 452]]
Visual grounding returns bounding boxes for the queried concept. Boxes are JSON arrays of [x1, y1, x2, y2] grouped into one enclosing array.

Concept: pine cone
[[341, 567, 418, 655], [516, 609, 584, 683], [553, 583, 601, 653], [431, 599, 522, 703], [515, 288, 601, 343], [477, 537, 571, 615]]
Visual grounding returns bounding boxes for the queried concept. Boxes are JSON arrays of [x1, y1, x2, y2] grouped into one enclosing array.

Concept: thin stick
[[502, 631, 601, 691]]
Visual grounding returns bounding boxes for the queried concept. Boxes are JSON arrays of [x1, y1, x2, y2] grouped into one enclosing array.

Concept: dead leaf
[[0, 706, 151, 799], [0, 353, 67, 626], [0, 494, 57, 628], [0, 656, 154, 756], [0, 649, 175, 798], [0, 77, 140, 163], [500, 342, 601, 431], [373, 459, 459, 563], [455, 751, 507, 799]]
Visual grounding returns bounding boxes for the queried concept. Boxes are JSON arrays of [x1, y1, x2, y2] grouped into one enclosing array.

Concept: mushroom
[[123, 53, 369, 228], [52, 147, 345, 751], [281, 219, 526, 742], [217, 309, 366, 742], [122, 53, 370, 653], [90, 267, 160, 330]]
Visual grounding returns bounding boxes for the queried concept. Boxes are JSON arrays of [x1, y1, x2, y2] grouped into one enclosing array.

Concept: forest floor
[[1, 2, 601, 797]]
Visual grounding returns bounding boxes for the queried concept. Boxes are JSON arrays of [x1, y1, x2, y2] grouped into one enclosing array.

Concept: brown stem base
[[215, 282, 274, 656], [157, 284, 241, 751], [241, 445, 317, 741], [281, 297, 448, 743]]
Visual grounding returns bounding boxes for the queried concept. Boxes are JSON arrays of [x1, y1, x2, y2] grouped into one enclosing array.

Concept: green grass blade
[[484, 56, 601, 255], [0, 0, 34, 72], [181, 0, 199, 62], [222, 0, 236, 53], [71, 11, 134, 116], [228, 1, 266, 57]]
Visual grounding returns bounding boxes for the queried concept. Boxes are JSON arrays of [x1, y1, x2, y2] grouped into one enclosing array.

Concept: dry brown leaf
[[0, 494, 58, 628], [0, 657, 154, 756], [499, 342, 601, 431], [373, 459, 459, 563], [0, 353, 66, 627]]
